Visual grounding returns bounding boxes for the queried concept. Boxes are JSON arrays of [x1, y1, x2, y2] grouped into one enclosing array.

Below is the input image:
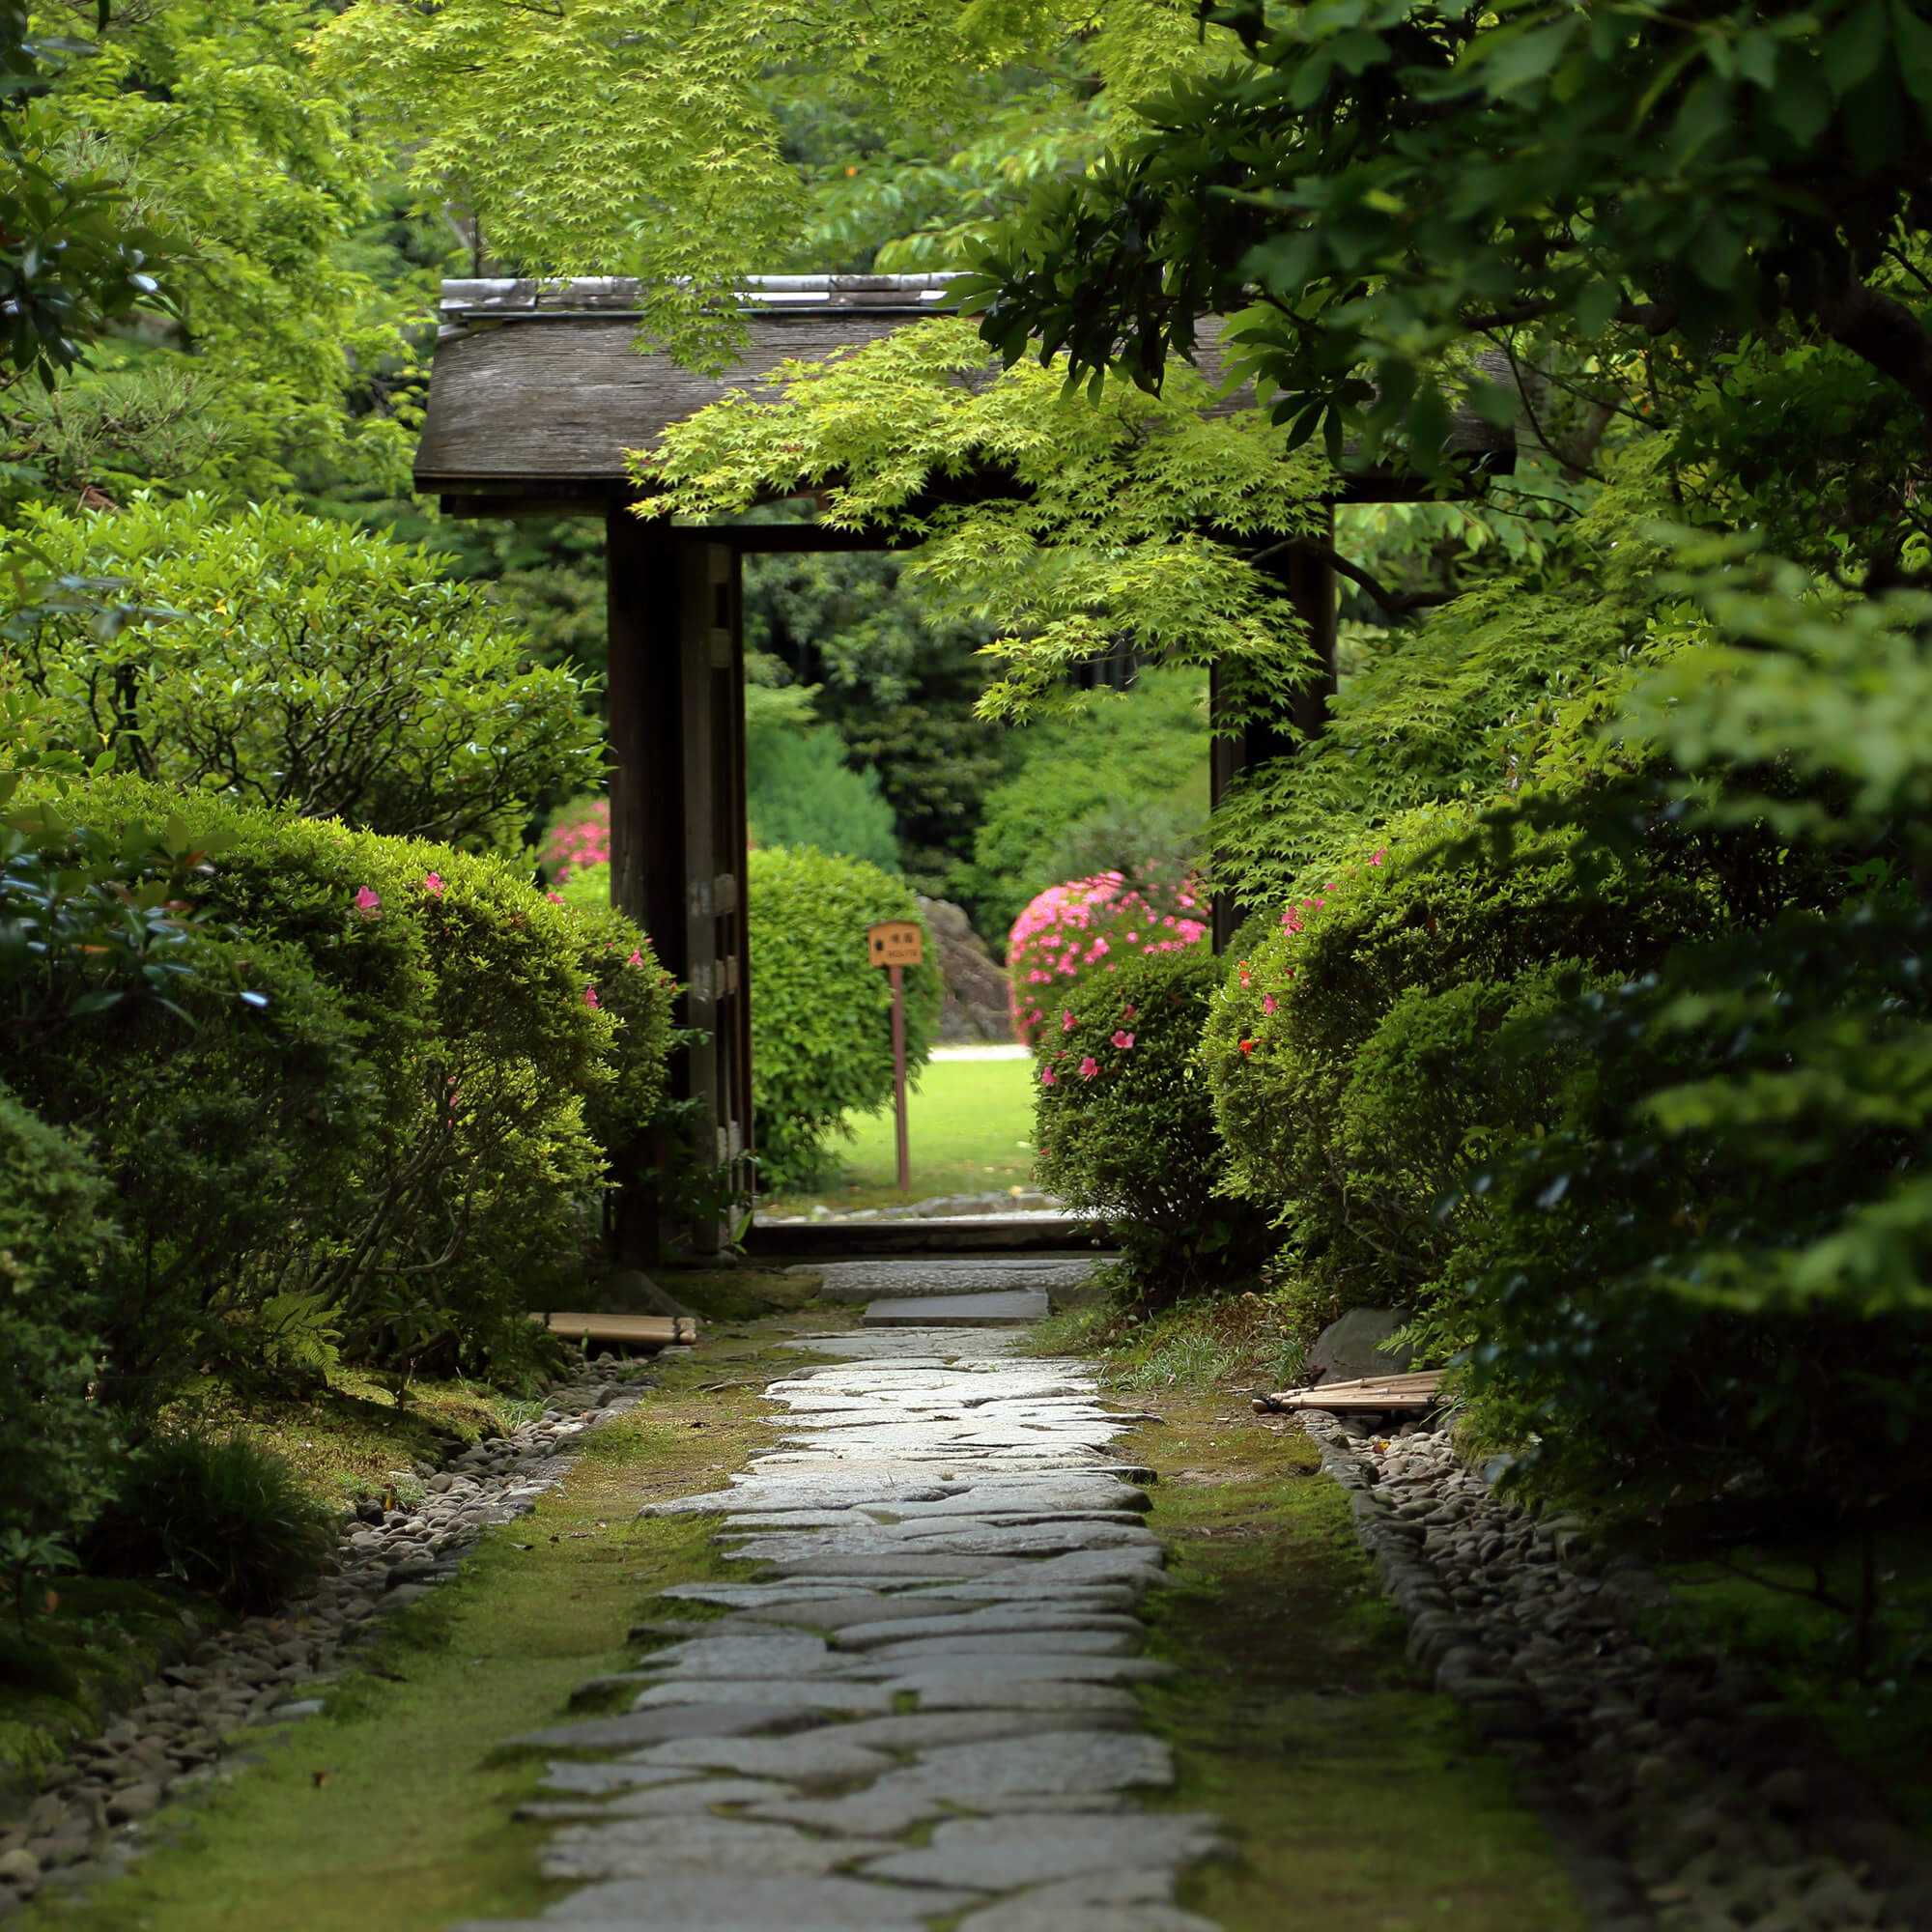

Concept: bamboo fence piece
[[1252, 1370, 1442, 1415], [531, 1312, 700, 1349]]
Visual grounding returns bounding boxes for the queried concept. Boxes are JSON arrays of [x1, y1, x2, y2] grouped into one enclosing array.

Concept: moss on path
[[20, 1321, 829, 1932], [1125, 1395, 1589, 1932], [29, 1309, 1583, 1932]]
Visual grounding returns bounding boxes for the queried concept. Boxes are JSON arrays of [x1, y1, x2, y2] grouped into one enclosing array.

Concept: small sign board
[[867, 919, 923, 967]]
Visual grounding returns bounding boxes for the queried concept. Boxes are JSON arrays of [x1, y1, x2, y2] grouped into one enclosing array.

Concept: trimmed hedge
[[748, 845, 939, 1191]]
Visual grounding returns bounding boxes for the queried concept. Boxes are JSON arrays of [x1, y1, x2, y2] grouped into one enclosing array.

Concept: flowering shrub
[[542, 796, 610, 884], [1006, 871, 1208, 1046], [1034, 949, 1271, 1305], [1203, 813, 1711, 1318], [11, 776, 674, 1394]]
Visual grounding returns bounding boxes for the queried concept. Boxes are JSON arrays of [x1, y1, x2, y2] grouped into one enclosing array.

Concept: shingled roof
[[413, 273, 1514, 508]]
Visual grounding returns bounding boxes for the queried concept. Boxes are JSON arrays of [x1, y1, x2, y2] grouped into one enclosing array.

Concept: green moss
[[18, 1347, 800, 1932], [1121, 1398, 1589, 1932]]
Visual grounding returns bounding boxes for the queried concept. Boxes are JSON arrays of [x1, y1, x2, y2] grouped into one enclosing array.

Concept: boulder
[[917, 897, 1013, 1043], [1310, 1307, 1415, 1384]]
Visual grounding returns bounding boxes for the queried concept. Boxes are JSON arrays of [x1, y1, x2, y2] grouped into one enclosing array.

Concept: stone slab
[[467, 1871, 985, 1926], [539, 1762, 696, 1795], [540, 1814, 895, 1881], [630, 1678, 892, 1715], [634, 1734, 897, 1780], [898, 1677, 1142, 1715], [864, 1812, 1227, 1890], [825, 1710, 1135, 1751], [805, 1260, 1098, 1304], [834, 1609, 1141, 1648], [862, 1291, 1051, 1327], [514, 1778, 785, 1823], [505, 1704, 812, 1750]]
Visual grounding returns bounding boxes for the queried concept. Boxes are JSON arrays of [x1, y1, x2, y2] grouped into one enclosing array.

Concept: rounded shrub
[[1006, 871, 1208, 1046], [19, 776, 674, 1386], [1203, 812, 1715, 1310], [83, 1430, 338, 1612], [748, 846, 940, 1191], [1034, 949, 1272, 1305]]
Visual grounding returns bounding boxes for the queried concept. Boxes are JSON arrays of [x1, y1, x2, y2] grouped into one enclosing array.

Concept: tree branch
[[1246, 536, 1463, 616]]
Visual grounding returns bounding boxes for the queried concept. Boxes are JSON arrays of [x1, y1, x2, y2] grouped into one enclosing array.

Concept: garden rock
[[1308, 1306, 1415, 1383]]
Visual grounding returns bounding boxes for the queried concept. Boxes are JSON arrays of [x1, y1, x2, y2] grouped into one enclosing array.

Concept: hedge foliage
[[1, 497, 603, 852], [7, 777, 674, 1406], [748, 845, 938, 1191]]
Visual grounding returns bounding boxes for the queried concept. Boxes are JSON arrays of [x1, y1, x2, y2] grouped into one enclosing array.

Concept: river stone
[[520, 1778, 790, 1823], [895, 1677, 1142, 1715], [634, 1634, 835, 1675], [1310, 1306, 1415, 1383], [870, 1655, 1172, 1688], [866, 1812, 1228, 1890]]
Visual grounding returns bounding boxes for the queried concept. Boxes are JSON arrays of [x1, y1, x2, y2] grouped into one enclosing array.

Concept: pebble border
[[0, 1352, 667, 1919], [1297, 1406, 1932, 1932]]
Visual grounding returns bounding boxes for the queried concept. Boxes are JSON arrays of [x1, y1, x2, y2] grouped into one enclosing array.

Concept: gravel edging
[[0, 1353, 668, 1919], [1298, 1406, 1932, 1932]]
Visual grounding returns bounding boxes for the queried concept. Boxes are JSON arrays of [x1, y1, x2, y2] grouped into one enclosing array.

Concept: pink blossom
[[354, 886, 381, 918], [1078, 1056, 1099, 1080], [1121, 1006, 1136, 1022], [1111, 1030, 1134, 1049], [1040, 1066, 1058, 1086], [627, 949, 643, 968], [583, 985, 600, 1008], [1061, 1009, 1075, 1033], [546, 892, 563, 904], [423, 871, 445, 896], [1262, 993, 1277, 1014]]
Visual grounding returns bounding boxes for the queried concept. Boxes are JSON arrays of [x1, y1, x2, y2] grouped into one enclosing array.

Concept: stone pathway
[[456, 1315, 1226, 1932]]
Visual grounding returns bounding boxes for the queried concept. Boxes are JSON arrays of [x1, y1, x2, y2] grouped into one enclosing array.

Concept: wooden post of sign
[[868, 920, 923, 1195]]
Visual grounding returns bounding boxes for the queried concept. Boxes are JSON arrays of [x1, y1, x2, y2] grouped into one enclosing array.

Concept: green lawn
[[767, 1054, 1040, 1210]]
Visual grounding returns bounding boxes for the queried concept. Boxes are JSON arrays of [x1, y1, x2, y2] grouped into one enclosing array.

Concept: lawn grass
[[765, 1052, 1040, 1211]]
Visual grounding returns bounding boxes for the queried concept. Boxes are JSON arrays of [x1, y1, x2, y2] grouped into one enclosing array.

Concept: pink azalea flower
[[1078, 1056, 1099, 1080], [583, 985, 600, 1008], [546, 892, 563, 904], [1040, 1066, 1058, 1087], [1111, 1030, 1134, 1049], [1121, 1006, 1136, 1022], [423, 872, 444, 896], [1061, 1009, 1075, 1033], [1262, 994, 1277, 1015], [354, 886, 381, 918], [627, 949, 643, 968]]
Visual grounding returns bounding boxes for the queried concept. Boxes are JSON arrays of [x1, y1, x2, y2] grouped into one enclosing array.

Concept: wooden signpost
[[867, 920, 923, 1192]]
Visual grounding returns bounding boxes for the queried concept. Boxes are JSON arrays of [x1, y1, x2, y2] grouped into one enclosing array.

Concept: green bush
[[1035, 949, 1272, 1304], [0, 496, 603, 852], [14, 777, 673, 1388], [82, 1430, 338, 1613], [748, 845, 939, 1191], [1203, 815, 1710, 1310], [0, 1086, 117, 1551]]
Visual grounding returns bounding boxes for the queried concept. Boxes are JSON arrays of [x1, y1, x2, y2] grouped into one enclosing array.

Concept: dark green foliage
[[0, 1085, 115, 1551], [745, 684, 901, 869], [1035, 950, 1272, 1304], [748, 845, 940, 1191], [82, 1431, 337, 1613], [2, 497, 603, 853]]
